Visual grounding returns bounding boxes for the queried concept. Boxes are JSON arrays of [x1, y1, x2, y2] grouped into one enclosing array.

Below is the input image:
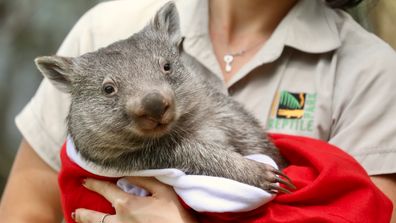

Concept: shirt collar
[[176, 0, 341, 54], [282, 0, 341, 53], [175, 0, 342, 86], [176, 0, 209, 39]]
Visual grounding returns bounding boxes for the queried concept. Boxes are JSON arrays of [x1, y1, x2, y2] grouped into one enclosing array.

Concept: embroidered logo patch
[[267, 91, 317, 133], [276, 92, 306, 119]]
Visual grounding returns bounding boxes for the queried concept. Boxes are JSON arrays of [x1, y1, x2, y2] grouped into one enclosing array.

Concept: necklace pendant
[[224, 54, 234, 73]]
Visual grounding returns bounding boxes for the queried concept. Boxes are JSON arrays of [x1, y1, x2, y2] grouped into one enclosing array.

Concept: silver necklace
[[223, 50, 245, 73], [223, 40, 264, 73]]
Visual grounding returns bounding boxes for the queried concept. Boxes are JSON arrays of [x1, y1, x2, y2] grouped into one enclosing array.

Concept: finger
[[83, 178, 134, 205], [123, 176, 171, 195], [74, 208, 114, 223]]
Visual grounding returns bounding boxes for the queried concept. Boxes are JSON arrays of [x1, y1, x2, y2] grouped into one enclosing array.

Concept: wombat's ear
[[153, 1, 182, 44], [35, 56, 74, 93]]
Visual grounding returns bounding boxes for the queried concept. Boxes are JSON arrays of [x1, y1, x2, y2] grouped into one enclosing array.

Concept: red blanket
[[59, 134, 392, 223]]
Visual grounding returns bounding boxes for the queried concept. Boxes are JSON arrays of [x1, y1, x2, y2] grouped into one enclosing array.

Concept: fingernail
[[71, 211, 75, 220]]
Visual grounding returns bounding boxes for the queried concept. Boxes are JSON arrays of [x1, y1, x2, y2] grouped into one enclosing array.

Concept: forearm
[[175, 143, 291, 192], [371, 174, 396, 223], [0, 139, 63, 223]]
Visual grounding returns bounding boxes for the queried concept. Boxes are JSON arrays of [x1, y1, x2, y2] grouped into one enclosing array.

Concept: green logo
[[268, 91, 317, 132]]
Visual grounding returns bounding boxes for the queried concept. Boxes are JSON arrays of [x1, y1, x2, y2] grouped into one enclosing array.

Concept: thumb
[[122, 177, 172, 195]]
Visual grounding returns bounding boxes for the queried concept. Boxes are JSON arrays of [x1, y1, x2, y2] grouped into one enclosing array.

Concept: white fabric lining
[[66, 136, 277, 212]]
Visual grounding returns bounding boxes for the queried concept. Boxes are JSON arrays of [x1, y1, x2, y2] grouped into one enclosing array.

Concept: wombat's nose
[[140, 92, 170, 121]]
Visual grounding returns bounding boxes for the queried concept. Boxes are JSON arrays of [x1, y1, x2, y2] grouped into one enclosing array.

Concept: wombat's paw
[[260, 164, 296, 194]]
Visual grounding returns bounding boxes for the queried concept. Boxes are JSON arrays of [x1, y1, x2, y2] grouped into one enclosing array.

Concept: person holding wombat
[[1, 0, 396, 223]]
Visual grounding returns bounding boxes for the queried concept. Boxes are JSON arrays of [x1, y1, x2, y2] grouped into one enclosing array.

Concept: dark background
[[0, 0, 394, 198]]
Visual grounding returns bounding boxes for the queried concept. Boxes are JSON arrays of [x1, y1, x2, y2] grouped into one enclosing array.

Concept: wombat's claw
[[272, 168, 293, 185], [274, 173, 296, 191], [268, 166, 296, 193], [269, 184, 292, 194]]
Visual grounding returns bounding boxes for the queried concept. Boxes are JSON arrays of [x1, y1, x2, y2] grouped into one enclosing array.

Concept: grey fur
[[35, 2, 290, 192]]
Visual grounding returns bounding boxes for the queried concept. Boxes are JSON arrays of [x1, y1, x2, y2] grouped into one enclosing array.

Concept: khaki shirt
[[16, 0, 396, 175]]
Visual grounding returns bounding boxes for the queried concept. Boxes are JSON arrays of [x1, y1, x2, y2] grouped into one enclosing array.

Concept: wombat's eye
[[159, 57, 172, 74], [163, 63, 171, 72], [102, 82, 117, 96]]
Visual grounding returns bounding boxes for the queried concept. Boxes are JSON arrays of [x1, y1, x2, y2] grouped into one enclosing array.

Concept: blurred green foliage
[[349, 0, 396, 48]]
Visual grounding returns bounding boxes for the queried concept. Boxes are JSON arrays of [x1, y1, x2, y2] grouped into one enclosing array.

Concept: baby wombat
[[35, 2, 293, 193]]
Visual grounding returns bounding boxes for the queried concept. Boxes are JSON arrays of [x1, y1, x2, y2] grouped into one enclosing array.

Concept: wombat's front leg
[[175, 142, 295, 193]]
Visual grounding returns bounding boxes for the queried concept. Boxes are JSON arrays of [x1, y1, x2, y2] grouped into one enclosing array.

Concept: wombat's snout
[[141, 92, 170, 119], [128, 91, 175, 131]]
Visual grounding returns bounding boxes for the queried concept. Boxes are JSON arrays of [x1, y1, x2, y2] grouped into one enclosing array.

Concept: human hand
[[73, 177, 197, 223]]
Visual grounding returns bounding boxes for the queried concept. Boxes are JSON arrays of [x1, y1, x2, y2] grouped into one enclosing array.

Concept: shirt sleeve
[[329, 39, 396, 175], [15, 5, 97, 171]]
